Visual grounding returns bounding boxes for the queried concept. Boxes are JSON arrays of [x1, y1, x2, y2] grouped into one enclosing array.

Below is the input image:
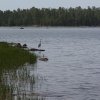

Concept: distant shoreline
[[0, 7, 100, 27], [0, 26, 100, 28]]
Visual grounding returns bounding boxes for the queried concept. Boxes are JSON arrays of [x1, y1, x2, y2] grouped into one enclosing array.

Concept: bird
[[38, 40, 41, 48]]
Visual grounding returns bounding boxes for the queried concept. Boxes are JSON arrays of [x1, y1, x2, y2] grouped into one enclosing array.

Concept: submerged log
[[30, 48, 45, 51], [39, 57, 48, 61]]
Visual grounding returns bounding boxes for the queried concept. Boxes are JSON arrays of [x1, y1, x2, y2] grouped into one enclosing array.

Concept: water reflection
[[1, 63, 45, 100]]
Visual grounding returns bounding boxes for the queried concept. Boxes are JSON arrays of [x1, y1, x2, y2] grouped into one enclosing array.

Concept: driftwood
[[10, 42, 45, 51], [29, 48, 45, 51], [38, 57, 48, 61]]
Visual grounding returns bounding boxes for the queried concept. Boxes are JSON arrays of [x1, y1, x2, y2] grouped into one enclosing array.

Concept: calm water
[[1, 27, 100, 100]]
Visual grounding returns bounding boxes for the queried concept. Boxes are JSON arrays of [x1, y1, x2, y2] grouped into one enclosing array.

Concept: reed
[[0, 42, 37, 99]]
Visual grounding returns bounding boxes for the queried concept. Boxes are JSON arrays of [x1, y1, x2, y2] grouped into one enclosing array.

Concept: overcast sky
[[0, 0, 100, 11]]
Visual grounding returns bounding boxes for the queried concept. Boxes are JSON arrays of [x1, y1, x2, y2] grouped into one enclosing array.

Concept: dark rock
[[23, 44, 27, 48]]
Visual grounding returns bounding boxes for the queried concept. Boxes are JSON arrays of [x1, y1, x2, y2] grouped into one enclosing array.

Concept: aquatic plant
[[0, 42, 37, 99]]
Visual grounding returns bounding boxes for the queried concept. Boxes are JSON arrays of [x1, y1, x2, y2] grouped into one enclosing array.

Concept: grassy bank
[[0, 42, 37, 99], [0, 42, 37, 71]]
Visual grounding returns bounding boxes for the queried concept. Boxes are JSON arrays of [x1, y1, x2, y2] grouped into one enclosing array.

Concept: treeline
[[0, 6, 100, 26]]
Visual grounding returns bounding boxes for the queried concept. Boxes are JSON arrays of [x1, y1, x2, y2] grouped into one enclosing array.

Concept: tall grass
[[0, 42, 37, 71], [0, 42, 37, 100]]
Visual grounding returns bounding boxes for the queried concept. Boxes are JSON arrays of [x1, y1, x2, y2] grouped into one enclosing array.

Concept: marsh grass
[[0, 65, 36, 100], [0, 85, 13, 100], [0, 42, 37, 100], [0, 42, 37, 71]]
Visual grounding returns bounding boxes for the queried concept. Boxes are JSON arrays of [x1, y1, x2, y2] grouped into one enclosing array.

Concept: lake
[[1, 27, 100, 100]]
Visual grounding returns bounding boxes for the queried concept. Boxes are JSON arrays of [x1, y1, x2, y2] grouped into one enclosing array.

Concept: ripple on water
[[1, 27, 100, 100]]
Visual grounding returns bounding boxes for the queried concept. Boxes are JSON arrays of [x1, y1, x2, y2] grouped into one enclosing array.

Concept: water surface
[[0, 27, 100, 100]]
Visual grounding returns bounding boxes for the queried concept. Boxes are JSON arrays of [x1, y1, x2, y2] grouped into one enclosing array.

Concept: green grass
[[0, 42, 37, 71], [0, 42, 37, 99]]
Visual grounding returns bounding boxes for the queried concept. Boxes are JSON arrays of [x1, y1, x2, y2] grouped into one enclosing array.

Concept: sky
[[0, 0, 100, 11]]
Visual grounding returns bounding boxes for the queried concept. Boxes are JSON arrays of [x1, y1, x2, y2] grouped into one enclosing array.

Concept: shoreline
[[0, 26, 100, 28]]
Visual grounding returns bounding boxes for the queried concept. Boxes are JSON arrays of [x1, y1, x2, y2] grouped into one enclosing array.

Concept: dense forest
[[0, 6, 100, 26]]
